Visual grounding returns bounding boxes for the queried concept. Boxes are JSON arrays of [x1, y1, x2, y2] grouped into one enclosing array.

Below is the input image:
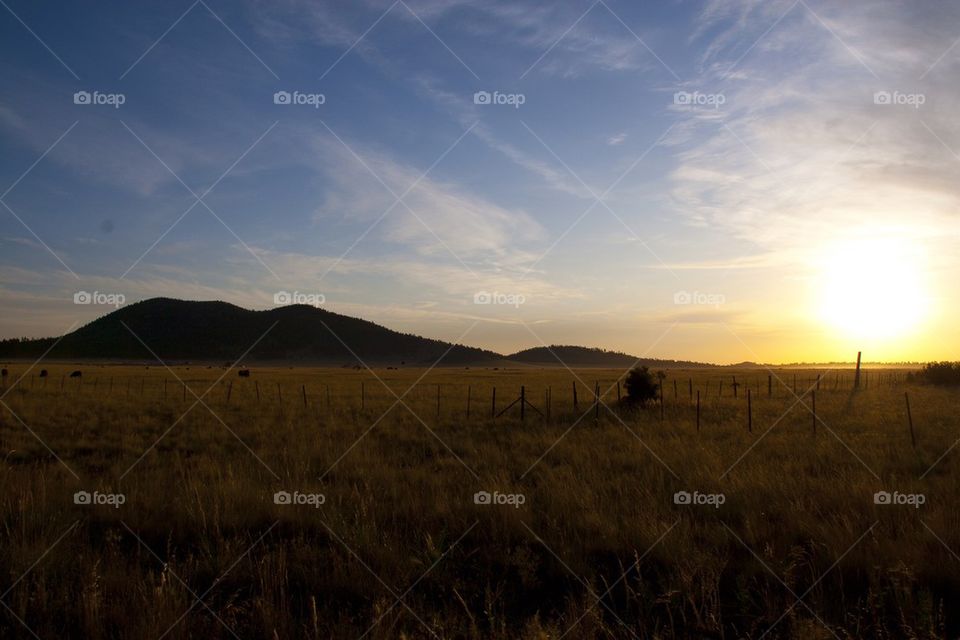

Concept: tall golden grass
[[0, 364, 955, 639]]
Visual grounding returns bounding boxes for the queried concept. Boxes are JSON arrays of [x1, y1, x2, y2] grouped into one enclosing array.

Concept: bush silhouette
[[624, 366, 659, 406], [914, 362, 960, 385]]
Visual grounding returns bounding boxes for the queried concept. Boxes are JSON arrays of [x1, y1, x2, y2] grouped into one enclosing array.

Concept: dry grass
[[0, 363, 957, 639]]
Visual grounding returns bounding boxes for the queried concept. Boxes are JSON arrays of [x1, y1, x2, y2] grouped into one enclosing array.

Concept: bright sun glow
[[817, 236, 929, 340]]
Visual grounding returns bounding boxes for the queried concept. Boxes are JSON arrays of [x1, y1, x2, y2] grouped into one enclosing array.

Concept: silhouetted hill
[[0, 298, 498, 365], [506, 345, 710, 368]]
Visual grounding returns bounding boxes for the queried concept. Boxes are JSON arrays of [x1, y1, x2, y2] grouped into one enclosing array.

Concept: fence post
[[255, 380, 260, 402], [747, 389, 752, 433], [572, 381, 578, 410], [491, 386, 496, 419], [466, 385, 471, 418], [227, 381, 233, 404], [520, 386, 525, 422], [302, 384, 308, 408], [436, 384, 441, 418], [277, 383, 283, 406], [768, 375, 772, 397], [594, 382, 600, 421]]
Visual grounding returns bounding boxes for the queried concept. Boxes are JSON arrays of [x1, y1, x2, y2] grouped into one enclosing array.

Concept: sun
[[817, 236, 929, 340]]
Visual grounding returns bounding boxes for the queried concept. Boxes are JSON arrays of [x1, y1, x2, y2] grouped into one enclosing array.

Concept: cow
[[238, 369, 250, 377], [39, 369, 48, 377], [69, 370, 82, 378]]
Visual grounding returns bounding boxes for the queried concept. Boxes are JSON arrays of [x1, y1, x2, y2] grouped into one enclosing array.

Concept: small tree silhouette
[[624, 366, 659, 406]]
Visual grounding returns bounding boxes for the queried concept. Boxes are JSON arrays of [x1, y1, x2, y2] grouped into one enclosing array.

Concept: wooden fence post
[[520, 386, 526, 422], [302, 384, 307, 408], [255, 380, 260, 402], [572, 381, 578, 410], [466, 385, 471, 418], [747, 388, 752, 433], [491, 386, 496, 419]]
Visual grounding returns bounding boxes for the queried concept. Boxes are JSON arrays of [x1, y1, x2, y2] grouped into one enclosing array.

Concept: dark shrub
[[916, 362, 960, 385], [624, 366, 659, 406]]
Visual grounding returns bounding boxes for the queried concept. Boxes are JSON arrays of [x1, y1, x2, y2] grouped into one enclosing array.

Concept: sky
[[1, 0, 959, 364]]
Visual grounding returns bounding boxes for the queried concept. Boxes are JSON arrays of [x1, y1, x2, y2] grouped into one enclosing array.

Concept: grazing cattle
[[238, 369, 250, 377], [39, 369, 48, 377], [69, 370, 82, 378]]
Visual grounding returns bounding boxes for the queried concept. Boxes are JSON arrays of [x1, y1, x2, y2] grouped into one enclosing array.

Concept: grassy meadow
[[1, 363, 958, 639]]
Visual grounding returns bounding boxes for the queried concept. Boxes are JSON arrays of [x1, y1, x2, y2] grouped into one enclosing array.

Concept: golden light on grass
[[817, 235, 930, 342]]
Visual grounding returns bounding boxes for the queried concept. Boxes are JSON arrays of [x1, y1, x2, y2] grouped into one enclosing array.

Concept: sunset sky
[[1, 0, 958, 364]]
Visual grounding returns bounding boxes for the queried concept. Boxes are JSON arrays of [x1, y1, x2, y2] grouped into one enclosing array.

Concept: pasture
[[0, 363, 957, 639]]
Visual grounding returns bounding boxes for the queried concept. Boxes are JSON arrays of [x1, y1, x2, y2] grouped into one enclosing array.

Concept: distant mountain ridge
[[506, 345, 711, 368], [0, 298, 713, 367]]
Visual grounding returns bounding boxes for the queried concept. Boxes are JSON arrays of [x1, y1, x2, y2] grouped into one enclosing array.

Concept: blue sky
[[2, 1, 959, 363]]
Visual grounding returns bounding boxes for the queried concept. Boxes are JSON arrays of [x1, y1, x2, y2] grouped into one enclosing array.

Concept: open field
[[1, 363, 958, 639]]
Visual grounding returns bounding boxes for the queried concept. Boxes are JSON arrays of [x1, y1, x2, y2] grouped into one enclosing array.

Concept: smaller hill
[[506, 345, 710, 369]]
